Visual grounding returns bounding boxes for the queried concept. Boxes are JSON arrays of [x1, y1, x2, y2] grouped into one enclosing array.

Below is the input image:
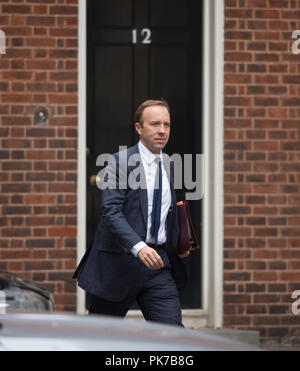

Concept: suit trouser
[[88, 246, 183, 327]]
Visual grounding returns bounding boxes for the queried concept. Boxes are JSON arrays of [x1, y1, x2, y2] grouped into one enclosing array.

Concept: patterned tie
[[150, 157, 162, 247]]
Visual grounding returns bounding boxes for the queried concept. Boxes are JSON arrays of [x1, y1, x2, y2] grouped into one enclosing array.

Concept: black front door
[[87, 0, 203, 309]]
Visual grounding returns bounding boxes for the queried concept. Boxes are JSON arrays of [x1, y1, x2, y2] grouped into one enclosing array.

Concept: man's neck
[[138, 140, 161, 155]]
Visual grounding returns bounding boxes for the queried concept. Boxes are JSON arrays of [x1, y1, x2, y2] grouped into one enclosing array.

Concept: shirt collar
[[138, 141, 163, 165]]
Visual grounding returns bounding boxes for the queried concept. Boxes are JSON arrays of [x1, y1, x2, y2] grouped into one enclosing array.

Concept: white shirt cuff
[[131, 241, 147, 257]]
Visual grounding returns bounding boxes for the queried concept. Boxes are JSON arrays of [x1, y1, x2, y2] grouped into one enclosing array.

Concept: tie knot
[[154, 156, 161, 165]]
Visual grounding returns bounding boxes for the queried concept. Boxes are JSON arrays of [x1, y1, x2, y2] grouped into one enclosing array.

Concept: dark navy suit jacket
[[73, 144, 187, 302]]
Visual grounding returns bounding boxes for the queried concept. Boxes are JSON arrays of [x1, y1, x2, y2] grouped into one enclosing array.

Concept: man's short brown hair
[[134, 99, 170, 125]]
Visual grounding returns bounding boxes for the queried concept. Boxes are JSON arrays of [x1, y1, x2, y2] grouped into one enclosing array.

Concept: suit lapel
[[139, 169, 148, 229], [128, 144, 148, 229], [139, 190, 148, 229], [163, 153, 176, 206], [130, 145, 175, 231], [162, 153, 171, 185]]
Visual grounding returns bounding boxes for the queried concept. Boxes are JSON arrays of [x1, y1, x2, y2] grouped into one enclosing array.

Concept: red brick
[[1, 0, 299, 344], [0, 0, 78, 315], [224, 0, 300, 345]]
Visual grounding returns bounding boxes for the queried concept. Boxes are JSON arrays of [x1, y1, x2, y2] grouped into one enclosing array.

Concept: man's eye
[[164, 123, 170, 128]]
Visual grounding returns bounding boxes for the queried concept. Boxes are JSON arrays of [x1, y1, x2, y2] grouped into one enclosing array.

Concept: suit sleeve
[[100, 154, 143, 254]]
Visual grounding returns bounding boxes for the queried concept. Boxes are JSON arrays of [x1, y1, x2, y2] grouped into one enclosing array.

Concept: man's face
[[135, 105, 171, 154]]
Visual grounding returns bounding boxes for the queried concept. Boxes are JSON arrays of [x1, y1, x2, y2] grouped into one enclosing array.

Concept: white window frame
[[76, 0, 224, 329]]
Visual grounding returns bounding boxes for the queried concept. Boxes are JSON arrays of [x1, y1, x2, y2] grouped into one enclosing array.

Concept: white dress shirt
[[130, 141, 171, 257]]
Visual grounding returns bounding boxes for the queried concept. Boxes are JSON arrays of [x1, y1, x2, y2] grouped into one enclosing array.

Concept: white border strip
[[76, 0, 87, 315], [202, 0, 224, 328]]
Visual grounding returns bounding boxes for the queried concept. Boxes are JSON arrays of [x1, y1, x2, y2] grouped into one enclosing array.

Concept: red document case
[[177, 201, 200, 256]]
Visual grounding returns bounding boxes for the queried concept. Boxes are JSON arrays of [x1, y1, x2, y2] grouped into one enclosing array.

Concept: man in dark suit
[[73, 99, 187, 326]]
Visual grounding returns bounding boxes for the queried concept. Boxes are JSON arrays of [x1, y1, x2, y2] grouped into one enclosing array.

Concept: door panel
[[87, 0, 202, 309], [94, 46, 133, 153], [94, 0, 133, 27], [150, 0, 188, 27]]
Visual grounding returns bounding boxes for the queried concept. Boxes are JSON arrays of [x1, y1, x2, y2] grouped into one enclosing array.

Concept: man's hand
[[137, 245, 164, 270]]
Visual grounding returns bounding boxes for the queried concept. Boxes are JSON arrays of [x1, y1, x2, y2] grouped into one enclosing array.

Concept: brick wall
[[0, 0, 78, 312], [1, 0, 300, 348], [224, 0, 300, 348]]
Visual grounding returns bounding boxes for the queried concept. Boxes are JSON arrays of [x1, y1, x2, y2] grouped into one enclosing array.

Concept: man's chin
[[141, 140, 167, 154], [153, 142, 167, 152]]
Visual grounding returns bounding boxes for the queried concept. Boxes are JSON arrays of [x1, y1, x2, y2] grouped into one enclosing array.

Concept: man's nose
[[158, 124, 165, 134]]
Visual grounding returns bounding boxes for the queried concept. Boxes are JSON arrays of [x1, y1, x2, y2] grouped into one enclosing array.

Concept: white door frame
[[76, 0, 87, 314], [76, 0, 224, 328], [202, 0, 224, 328]]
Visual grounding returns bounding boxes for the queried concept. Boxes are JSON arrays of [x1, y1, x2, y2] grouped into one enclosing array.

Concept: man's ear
[[135, 122, 142, 135]]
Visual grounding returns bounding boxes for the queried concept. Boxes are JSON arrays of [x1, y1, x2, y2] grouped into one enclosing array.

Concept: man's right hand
[[137, 245, 164, 270]]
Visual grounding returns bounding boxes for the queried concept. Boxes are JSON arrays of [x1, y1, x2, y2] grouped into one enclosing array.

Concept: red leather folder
[[177, 201, 200, 257]]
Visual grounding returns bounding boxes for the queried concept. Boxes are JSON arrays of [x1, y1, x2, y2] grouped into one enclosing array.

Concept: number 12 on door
[[132, 28, 152, 44]]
